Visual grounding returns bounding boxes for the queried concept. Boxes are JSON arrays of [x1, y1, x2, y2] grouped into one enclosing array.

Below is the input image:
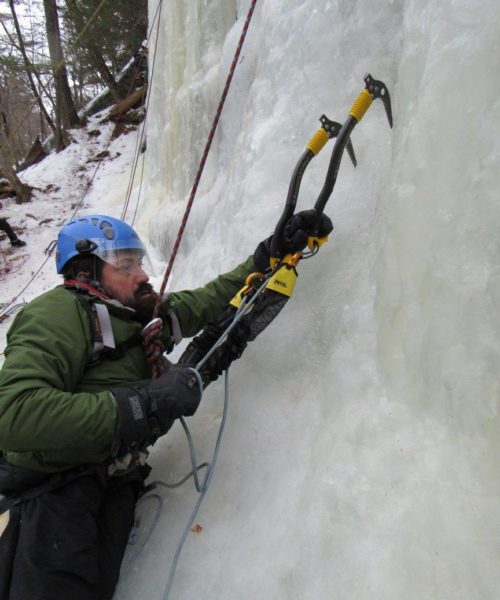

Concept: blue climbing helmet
[[56, 215, 147, 274]]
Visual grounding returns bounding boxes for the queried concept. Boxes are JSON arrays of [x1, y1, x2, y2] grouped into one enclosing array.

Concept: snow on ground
[[0, 112, 146, 361]]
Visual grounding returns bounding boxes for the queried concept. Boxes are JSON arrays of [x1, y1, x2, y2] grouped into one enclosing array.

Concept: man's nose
[[135, 266, 149, 283]]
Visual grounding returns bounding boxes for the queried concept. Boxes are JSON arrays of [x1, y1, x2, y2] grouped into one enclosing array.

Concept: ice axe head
[[363, 73, 393, 128], [348, 74, 393, 127], [319, 115, 357, 167]]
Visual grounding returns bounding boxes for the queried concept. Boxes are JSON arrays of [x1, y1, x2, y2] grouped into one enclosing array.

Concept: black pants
[[0, 470, 142, 600], [0, 218, 17, 243]]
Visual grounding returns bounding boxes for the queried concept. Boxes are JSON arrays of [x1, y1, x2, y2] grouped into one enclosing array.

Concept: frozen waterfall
[[117, 1, 500, 598]]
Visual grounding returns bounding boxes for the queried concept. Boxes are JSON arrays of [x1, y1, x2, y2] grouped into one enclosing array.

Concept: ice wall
[[144, 0, 237, 254], [121, 1, 500, 598], [374, 3, 500, 596]]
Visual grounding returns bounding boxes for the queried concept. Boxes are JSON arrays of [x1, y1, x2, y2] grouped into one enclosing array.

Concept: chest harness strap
[[63, 281, 143, 366]]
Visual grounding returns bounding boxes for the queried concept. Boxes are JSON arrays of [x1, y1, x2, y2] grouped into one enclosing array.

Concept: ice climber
[[0, 211, 331, 599], [0, 202, 26, 248]]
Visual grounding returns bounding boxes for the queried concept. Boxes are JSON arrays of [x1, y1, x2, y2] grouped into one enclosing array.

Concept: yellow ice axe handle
[[348, 88, 373, 123], [306, 127, 330, 156]]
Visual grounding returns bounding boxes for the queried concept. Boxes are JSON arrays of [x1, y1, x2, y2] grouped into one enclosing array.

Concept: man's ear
[[75, 271, 91, 281]]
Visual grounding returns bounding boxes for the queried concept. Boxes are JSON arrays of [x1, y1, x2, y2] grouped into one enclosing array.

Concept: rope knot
[[142, 317, 166, 378]]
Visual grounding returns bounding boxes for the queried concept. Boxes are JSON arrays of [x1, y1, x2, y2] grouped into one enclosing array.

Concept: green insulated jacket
[[0, 256, 256, 473]]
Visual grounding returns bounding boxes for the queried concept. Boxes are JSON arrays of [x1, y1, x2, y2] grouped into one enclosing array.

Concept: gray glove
[[112, 365, 203, 445]]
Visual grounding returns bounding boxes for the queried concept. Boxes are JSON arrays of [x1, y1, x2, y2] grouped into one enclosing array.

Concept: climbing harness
[[130, 73, 393, 599], [62, 282, 141, 366]]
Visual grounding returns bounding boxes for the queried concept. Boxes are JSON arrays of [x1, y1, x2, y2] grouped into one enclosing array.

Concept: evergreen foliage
[[0, 0, 147, 196], [62, 0, 147, 85]]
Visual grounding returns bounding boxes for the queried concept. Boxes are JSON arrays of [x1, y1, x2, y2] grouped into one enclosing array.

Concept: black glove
[[253, 209, 333, 271], [112, 365, 203, 445], [253, 236, 273, 272], [283, 208, 333, 253]]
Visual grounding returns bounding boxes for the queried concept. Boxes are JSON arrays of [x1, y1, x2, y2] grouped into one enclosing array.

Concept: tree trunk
[[0, 112, 31, 203], [43, 0, 81, 150], [0, 159, 31, 204], [17, 137, 47, 172], [8, 0, 58, 140], [107, 88, 146, 122]]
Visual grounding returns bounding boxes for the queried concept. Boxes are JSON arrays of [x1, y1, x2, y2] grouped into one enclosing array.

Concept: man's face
[[99, 249, 156, 308]]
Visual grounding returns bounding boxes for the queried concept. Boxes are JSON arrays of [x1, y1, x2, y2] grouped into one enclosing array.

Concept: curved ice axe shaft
[[270, 116, 356, 265], [314, 73, 392, 216], [270, 74, 392, 266]]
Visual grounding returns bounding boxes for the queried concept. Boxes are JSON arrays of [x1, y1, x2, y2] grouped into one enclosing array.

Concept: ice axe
[[179, 74, 393, 383], [269, 115, 357, 267], [313, 73, 393, 216], [270, 74, 392, 264]]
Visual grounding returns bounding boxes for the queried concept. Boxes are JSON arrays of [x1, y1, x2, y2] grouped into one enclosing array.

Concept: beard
[[129, 282, 160, 325]]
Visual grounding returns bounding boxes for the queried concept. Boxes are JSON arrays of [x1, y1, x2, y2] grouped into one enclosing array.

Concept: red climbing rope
[[153, 0, 258, 317]]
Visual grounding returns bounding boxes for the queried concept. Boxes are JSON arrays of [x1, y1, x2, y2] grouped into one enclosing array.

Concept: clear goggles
[[104, 250, 151, 276], [77, 239, 154, 276]]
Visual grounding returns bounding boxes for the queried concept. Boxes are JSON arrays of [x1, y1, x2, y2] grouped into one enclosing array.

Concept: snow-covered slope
[[1, 1, 499, 599], [0, 114, 143, 342]]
